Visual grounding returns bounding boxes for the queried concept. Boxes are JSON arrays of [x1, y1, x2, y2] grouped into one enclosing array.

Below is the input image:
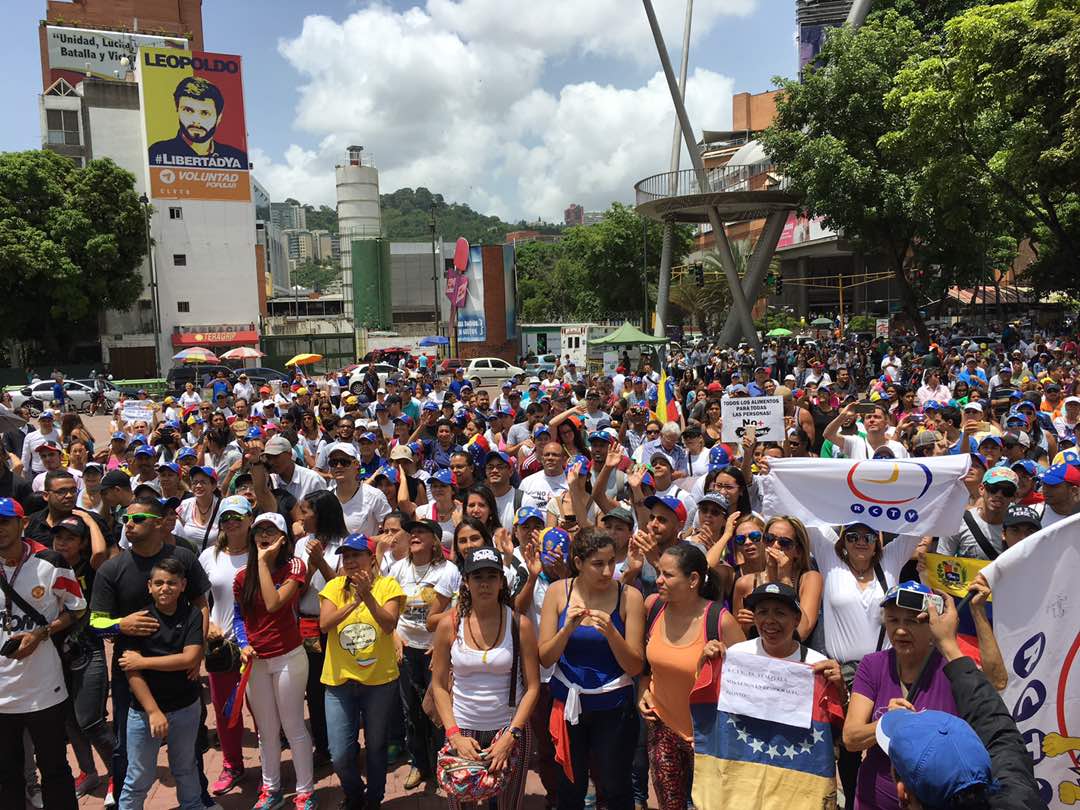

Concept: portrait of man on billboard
[[147, 75, 246, 164]]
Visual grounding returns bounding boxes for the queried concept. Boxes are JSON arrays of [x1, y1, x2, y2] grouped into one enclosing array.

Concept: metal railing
[[634, 159, 789, 205]]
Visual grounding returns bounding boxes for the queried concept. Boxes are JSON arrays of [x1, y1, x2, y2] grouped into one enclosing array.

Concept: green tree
[[291, 260, 340, 293], [888, 0, 1080, 294], [303, 204, 338, 234], [0, 150, 146, 354]]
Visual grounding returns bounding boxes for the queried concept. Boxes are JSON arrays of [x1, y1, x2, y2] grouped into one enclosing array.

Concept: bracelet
[[446, 725, 461, 738]]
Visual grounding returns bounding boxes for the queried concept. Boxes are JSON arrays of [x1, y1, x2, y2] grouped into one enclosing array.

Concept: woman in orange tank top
[[638, 543, 744, 810]]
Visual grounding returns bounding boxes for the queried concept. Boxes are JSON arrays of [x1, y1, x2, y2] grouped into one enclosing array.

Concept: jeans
[[0, 700, 77, 810], [120, 701, 202, 810], [325, 679, 399, 807], [66, 643, 114, 776], [110, 649, 132, 791], [558, 701, 638, 810], [305, 641, 330, 756], [399, 645, 443, 776]]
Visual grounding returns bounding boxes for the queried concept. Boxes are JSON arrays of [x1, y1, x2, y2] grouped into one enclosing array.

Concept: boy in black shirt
[[115, 557, 204, 809]]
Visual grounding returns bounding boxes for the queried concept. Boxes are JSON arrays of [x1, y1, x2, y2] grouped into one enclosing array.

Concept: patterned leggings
[[447, 723, 534, 810], [646, 719, 694, 810]]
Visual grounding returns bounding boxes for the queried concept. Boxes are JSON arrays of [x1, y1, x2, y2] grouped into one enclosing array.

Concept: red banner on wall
[[172, 330, 258, 347]]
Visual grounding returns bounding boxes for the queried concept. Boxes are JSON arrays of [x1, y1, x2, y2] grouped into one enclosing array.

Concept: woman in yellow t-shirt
[[319, 533, 405, 810]]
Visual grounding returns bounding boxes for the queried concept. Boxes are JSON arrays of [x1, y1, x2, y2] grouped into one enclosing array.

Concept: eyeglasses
[[120, 513, 159, 525], [328, 457, 355, 468], [49, 488, 78, 498], [733, 531, 762, 545], [764, 533, 795, 549], [984, 483, 1017, 497], [844, 531, 876, 545]]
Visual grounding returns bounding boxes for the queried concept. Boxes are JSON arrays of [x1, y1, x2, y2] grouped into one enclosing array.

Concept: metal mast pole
[[654, 0, 693, 337]]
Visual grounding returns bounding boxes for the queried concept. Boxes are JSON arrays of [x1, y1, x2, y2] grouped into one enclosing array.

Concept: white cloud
[[251, 0, 749, 220]]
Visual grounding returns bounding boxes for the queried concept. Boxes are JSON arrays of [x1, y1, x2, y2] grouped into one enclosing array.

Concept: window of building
[[46, 109, 80, 146], [173, 254, 187, 267], [177, 301, 190, 313], [169, 207, 183, 220]]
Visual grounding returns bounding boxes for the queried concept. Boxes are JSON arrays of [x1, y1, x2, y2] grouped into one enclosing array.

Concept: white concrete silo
[[336, 146, 382, 321]]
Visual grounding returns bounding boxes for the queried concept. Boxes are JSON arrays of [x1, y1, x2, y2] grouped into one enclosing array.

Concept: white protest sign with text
[[721, 395, 784, 443], [716, 649, 815, 729], [121, 400, 155, 424]]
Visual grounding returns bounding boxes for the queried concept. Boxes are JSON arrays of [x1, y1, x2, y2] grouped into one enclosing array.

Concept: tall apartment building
[[271, 201, 307, 231], [564, 203, 584, 226]]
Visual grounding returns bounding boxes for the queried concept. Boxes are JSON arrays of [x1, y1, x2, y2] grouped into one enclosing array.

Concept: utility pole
[[139, 194, 162, 376], [430, 204, 442, 342]]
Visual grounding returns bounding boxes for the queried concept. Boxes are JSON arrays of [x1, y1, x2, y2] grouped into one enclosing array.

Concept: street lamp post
[[430, 204, 442, 346], [139, 194, 162, 377]]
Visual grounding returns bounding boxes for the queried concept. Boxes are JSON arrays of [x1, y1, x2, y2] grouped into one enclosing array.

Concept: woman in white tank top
[[430, 547, 541, 810]]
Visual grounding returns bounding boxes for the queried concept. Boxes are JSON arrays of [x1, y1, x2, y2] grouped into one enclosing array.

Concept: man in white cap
[[1053, 395, 1080, 444], [21, 411, 60, 476], [232, 373, 254, 403], [262, 435, 327, 500]]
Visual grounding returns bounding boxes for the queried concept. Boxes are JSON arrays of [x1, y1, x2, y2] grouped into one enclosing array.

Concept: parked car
[[237, 366, 290, 389], [439, 357, 466, 374], [12, 379, 119, 414], [463, 358, 524, 388], [165, 365, 236, 394], [347, 363, 400, 396], [523, 353, 558, 377]]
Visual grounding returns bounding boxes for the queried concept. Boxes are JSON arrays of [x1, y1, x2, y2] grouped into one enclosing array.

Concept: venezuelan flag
[[924, 552, 993, 662], [655, 365, 680, 424], [690, 657, 844, 810]]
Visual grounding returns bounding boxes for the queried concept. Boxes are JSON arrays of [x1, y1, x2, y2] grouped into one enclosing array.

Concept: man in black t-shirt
[[89, 496, 210, 799], [115, 557, 204, 808]]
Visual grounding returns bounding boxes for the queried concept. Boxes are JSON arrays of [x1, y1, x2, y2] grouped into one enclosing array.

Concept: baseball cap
[[111, 431, 127, 441], [372, 465, 399, 484], [1003, 504, 1042, 530], [1009, 459, 1038, 476], [217, 495, 252, 520], [727, 384, 748, 395], [357, 431, 378, 443], [643, 495, 688, 525], [252, 512, 287, 533], [514, 506, 545, 526], [341, 533, 373, 553], [588, 430, 614, 444], [484, 450, 512, 467], [176, 447, 197, 461], [1065, 396, 1080, 407], [156, 461, 180, 475], [540, 527, 570, 565], [744, 582, 801, 612], [422, 401, 439, 412], [697, 492, 731, 512], [533, 424, 552, 439], [404, 518, 442, 538], [326, 442, 359, 460], [1041, 462, 1080, 486], [100, 470, 132, 490], [245, 426, 263, 440], [263, 435, 293, 456], [190, 465, 218, 482], [133, 445, 155, 458], [875, 710, 992, 807], [38, 410, 55, 420], [462, 546, 503, 576], [601, 506, 635, 527], [388, 444, 414, 462], [912, 430, 939, 449], [977, 434, 1002, 448], [431, 469, 456, 487], [968, 452, 988, 469], [50, 515, 88, 538], [0, 498, 23, 519], [881, 580, 932, 607], [1003, 430, 1030, 448], [708, 445, 731, 470], [35, 441, 62, 454], [962, 402, 984, 414]]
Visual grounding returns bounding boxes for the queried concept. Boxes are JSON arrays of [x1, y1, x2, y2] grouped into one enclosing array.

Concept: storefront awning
[[171, 329, 259, 347]]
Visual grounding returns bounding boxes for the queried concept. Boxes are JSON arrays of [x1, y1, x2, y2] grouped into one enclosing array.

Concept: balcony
[[634, 159, 799, 224]]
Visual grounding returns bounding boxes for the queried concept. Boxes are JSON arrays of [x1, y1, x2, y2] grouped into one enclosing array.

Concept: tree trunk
[[894, 257, 929, 345]]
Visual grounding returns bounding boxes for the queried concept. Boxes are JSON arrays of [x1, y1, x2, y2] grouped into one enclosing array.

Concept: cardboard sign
[[717, 649, 815, 729], [721, 396, 784, 443]]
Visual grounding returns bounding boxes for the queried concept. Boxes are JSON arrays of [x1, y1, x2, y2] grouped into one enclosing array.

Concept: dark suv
[[165, 365, 236, 394]]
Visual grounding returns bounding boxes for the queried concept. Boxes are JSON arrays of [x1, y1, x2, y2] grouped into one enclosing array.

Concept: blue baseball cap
[[588, 430, 613, 444], [540, 527, 570, 565], [1004, 413, 1027, 427], [968, 452, 987, 468], [643, 495, 687, 525], [373, 465, 399, 484], [156, 461, 180, 475], [217, 495, 252, 520], [111, 431, 127, 441], [431, 468, 456, 487], [164, 419, 181, 430], [977, 434, 1002, 447], [881, 580, 931, 607], [923, 400, 942, 411], [341, 533, 372, 553], [484, 450, 513, 467], [875, 710, 992, 806], [374, 403, 388, 412], [1009, 459, 1038, 477], [176, 447, 197, 460], [422, 401, 439, 412], [1041, 462, 1080, 486], [515, 506, 545, 526], [358, 431, 378, 443], [0, 498, 25, 519], [709, 445, 731, 470], [190, 465, 218, 482], [533, 424, 551, 439], [133, 445, 155, 458], [1015, 399, 1036, 412], [128, 434, 148, 447], [246, 426, 263, 440]]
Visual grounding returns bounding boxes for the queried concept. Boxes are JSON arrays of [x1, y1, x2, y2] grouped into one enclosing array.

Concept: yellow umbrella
[[284, 353, 324, 367]]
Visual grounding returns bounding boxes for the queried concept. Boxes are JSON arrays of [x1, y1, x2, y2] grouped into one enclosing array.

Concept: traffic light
[[693, 262, 704, 287], [775, 272, 783, 295]]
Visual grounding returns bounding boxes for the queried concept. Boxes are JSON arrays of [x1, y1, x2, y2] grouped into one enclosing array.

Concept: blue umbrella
[[418, 335, 449, 347]]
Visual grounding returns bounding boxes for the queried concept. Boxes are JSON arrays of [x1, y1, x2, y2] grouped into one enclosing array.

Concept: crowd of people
[[0, 323, 1065, 810]]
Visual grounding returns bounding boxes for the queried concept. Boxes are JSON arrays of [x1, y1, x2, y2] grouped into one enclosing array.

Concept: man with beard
[[148, 77, 246, 165]]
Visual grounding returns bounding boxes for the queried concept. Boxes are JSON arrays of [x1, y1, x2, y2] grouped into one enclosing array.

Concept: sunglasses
[[844, 531, 876, 545], [219, 513, 247, 524], [764, 533, 795, 549], [328, 457, 356, 468], [645, 429, 660, 436], [733, 531, 762, 545], [984, 483, 1017, 497], [120, 512, 159, 525]]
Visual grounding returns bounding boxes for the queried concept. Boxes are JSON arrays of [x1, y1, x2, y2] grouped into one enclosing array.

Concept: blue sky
[[7, 1, 796, 220]]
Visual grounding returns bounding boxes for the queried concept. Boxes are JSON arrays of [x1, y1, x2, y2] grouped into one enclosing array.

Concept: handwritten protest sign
[[121, 400, 155, 424], [721, 396, 784, 443], [717, 649, 814, 729]]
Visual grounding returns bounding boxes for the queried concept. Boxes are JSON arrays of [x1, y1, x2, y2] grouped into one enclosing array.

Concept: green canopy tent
[[811, 317, 834, 328], [765, 327, 793, 337], [587, 321, 670, 346]]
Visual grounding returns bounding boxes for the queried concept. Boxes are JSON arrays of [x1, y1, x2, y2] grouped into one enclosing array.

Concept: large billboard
[[457, 245, 487, 343], [45, 25, 187, 82], [138, 47, 250, 202]]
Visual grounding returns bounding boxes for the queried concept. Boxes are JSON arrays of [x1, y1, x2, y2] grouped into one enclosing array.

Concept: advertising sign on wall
[[776, 212, 835, 249], [457, 245, 487, 343], [45, 25, 187, 81], [138, 47, 250, 202]]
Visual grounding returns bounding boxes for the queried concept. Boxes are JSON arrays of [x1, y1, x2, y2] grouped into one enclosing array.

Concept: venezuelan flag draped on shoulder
[[655, 363, 680, 424], [690, 651, 845, 810]]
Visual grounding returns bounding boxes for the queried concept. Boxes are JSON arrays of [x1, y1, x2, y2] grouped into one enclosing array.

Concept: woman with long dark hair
[[295, 489, 349, 767], [463, 483, 500, 537], [639, 544, 743, 810], [430, 547, 541, 810], [232, 512, 316, 810]]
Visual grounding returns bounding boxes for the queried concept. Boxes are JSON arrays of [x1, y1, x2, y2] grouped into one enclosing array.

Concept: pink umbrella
[[220, 347, 265, 360]]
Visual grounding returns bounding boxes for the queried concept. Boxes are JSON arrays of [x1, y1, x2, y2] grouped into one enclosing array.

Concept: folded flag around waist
[[223, 662, 252, 728]]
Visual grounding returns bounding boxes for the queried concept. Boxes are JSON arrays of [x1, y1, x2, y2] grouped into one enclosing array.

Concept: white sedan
[[347, 363, 401, 396], [463, 358, 524, 388]]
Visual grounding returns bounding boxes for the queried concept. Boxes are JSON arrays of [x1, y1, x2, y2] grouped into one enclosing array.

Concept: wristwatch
[[509, 726, 523, 741]]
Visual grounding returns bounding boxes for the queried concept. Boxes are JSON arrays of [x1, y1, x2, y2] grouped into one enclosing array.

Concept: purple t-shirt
[[851, 649, 958, 810]]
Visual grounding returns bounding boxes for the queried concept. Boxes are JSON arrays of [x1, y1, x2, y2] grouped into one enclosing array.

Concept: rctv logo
[[846, 461, 933, 522]]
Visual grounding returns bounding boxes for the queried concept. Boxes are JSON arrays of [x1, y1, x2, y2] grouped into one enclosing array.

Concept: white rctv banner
[[759, 455, 971, 536], [983, 512, 1080, 809]]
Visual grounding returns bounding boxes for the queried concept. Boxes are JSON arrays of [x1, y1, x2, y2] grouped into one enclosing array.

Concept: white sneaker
[[25, 782, 44, 809]]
